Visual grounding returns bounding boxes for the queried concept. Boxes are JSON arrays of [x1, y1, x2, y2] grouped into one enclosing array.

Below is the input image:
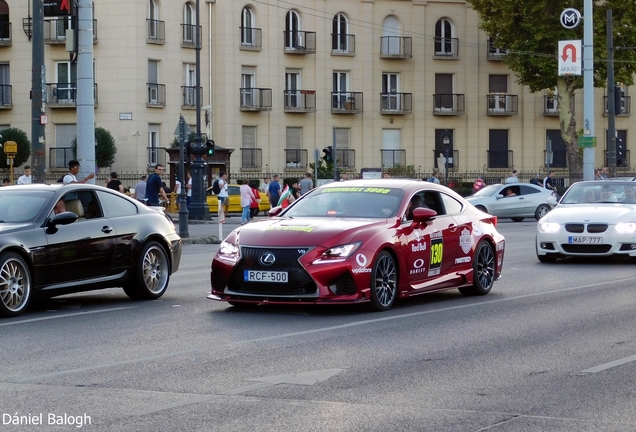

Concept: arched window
[[285, 10, 300, 49], [149, 0, 158, 20], [0, 0, 9, 40], [381, 16, 400, 55], [435, 18, 454, 55], [241, 6, 254, 45], [183, 3, 195, 43], [332, 13, 348, 51]]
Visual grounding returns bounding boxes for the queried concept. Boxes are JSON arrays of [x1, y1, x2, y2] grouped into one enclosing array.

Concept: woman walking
[[240, 180, 257, 224]]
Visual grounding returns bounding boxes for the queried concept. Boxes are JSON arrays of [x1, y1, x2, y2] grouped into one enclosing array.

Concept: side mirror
[[412, 207, 437, 224], [47, 211, 78, 228], [268, 206, 283, 217], [496, 194, 504, 199], [547, 196, 558, 206]]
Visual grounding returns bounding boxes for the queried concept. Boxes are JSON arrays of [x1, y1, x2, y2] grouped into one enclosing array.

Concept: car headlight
[[313, 242, 361, 264], [218, 240, 240, 261], [538, 221, 561, 233], [616, 222, 636, 234]]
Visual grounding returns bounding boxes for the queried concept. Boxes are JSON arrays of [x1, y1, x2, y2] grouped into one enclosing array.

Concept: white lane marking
[[0, 306, 137, 327], [10, 276, 636, 383], [578, 354, 636, 374]]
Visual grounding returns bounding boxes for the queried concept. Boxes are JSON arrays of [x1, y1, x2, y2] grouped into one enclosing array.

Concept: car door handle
[[102, 226, 113, 233], [448, 224, 457, 232]]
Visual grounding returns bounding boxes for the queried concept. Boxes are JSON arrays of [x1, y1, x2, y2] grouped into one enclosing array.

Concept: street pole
[[76, 0, 95, 183], [606, 9, 617, 178], [178, 115, 189, 237], [582, 0, 595, 181], [31, 0, 45, 183]]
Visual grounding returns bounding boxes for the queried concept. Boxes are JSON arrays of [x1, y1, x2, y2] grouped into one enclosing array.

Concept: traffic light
[[184, 140, 191, 161], [206, 139, 215, 156], [617, 138, 626, 167], [614, 85, 623, 114], [322, 146, 333, 163]]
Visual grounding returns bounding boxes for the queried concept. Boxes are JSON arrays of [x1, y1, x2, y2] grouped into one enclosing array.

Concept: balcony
[[433, 149, 460, 170], [381, 149, 406, 169], [240, 88, 272, 111], [285, 149, 308, 170], [487, 150, 513, 169], [331, 34, 355, 56], [240, 148, 262, 170], [487, 39, 508, 60], [335, 149, 356, 169], [434, 37, 459, 58], [433, 94, 465, 115], [604, 96, 631, 116], [181, 86, 202, 109], [147, 146, 167, 168], [147, 83, 166, 107], [544, 95, 575, 116], [44, 83, 99, 108], [147, 19, 165, 44], [284, 30, 316, 54], [283, 90, 316, 113], [0, 22, 11, 46], [44, 18, 97, 44], [331, 92, 363, 114], [487, 94, 518, 115], [380, 92, 412, 115], [0, 85, 11, 108], [380, 36, 412, 59], [181, 24, 201, 48], [240, 26, 262, 51]]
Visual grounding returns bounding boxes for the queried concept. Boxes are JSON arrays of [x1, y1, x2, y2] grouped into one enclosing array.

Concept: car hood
[[0, 223, 33, 234], [235, 217, 389, 247], [545, 204, 636, 223]]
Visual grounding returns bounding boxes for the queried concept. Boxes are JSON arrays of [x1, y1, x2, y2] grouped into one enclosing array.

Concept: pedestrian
[[340, 173, 349, 181], [106, 171, 124, 193], [473, 177, 485, 192], [133, 175, 147, 202], [268, 174, 281, 207], [63, 159, 95, 184], [505, 170, 519, 184], [530, 173, 542, 186], [174, 177, 182, 195], [239, 179, 256, 224], [217, 171, 229, 222], [259, 177, 270, 194], [146, 164, 169, 206], [16, 165, 32, 184], [427, 171, 440, 184], [599, 166, 608, 180], [299, 172, 313, 195], [186, 171, 192, 210], [249, 181, 261, 218], [1, 178, 9, 186], [543, 171, 558, 194]]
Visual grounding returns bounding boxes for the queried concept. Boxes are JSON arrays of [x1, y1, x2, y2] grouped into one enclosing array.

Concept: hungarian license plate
[[568, 236, 603, 244], [244, 270, 288, 283]]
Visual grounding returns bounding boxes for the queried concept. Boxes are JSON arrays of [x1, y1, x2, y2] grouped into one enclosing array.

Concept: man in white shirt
[[133, 175, 147, 202], [17, 166, 32, 184], [63, 159, 95, 184], [186, 171, 192, 210], [217, 172, 229, 222]]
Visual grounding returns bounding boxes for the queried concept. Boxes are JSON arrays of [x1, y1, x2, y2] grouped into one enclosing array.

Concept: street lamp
[[440, 129, 452, 186]]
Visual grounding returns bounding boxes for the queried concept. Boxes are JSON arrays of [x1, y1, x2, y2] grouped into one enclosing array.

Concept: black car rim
[[143, 246, 169, 294], [0, 257, 29, 313], [374, 255, 397, 307], [477, 244, 495, 289]]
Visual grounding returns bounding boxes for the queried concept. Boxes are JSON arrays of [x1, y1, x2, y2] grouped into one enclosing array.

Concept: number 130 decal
[[429, 238, 443, 276]]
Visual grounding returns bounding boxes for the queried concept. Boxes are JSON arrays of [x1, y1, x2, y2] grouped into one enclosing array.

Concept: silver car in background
[[466, 183, 556, 222]]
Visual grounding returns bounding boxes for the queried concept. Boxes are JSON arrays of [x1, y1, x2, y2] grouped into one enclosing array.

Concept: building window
[[332, 13, 348, 52], [332, 71, 349, 110], [488, 129, 509, 169], [148, 125, 160, 167], [381, 129, 401, 168], [56, 61, 77, 101], [285, 70, 300, 109], [434, 18, 454, 55], [381, 73, 400, 110], [183, 63, 196, 106], [183, 2, 195, 44], [434, 74, 453, 111], [286, 127, 302, 168], [285, 10, 300, 49], [546, 130, 567, 168], [489, 74, 509, 112], [241, 66, 255, 107], [0, 62, 10, 105], [241, 6, 255, 45]]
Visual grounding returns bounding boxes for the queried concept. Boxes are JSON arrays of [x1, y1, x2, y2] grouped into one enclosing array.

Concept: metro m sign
[[44, 0, 72, 17], [558, 40, 582, 76]]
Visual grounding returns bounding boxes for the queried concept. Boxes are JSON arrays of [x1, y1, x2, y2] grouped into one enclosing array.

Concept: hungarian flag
[[277, 185, 292, 208]]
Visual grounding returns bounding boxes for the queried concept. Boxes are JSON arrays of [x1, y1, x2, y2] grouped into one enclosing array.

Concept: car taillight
[[484, 215, 497, 226]]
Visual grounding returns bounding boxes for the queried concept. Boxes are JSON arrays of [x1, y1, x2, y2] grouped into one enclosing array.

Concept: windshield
[[283, 186, 403, 218], [0, 190, 54, 223], [560, 182, 636, 204], [471, 184, 501, 197]]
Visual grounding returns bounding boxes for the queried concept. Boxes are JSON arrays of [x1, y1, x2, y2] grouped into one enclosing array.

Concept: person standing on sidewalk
[[268, 174, 281, 208], [240, 180, 257, 224], [217, 172, 229, 223], [146, 164, 169, 206]]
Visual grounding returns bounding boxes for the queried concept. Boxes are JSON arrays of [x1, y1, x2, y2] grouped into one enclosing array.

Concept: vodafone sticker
[[356, 254, 368, 267]]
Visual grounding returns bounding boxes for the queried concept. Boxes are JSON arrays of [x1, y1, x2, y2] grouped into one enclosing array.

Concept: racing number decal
[[429, 238, 443, 276]]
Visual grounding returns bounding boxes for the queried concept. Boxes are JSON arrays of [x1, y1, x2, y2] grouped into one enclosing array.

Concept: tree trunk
[[556, 77, 582, 176]]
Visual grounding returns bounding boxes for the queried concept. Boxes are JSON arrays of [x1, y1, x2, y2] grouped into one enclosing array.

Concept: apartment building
[[0, 0, 631, 178]]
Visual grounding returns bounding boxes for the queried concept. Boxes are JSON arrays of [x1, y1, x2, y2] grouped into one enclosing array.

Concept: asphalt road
[[2, 220, 636, 431]]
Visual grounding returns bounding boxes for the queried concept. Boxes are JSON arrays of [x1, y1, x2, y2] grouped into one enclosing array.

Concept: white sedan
[[466, 183, 556, 222], [536, 181, 636, 262]]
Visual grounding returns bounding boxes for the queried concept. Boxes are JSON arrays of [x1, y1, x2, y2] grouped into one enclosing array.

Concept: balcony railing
[[604, 96, 631, 116], [285, 149, 308, 169], [44, 83, 98, 108], [335, 149, 356, 169], [147, 146, 167, 168], [487, 94, 518, 115], [544, 95, 575, 116], [181, 24, 201, 48], [49, 147, 74, 169], [44, 18, 97, 43], [380, 36, 412, 58], [0, 84, 11, 108], [433, 94, 465, 115], [147, 83, 166, 107], [0, 21, 11, 45], [284, 30, 316, 54], [147, 19, 165, 44], [181, 86, 202, 108], [486, 150, 514, 169], [283, 90, 316, 113], [434, 37, 459, 58], [240, 148, 262, 169], [240, 88, 272, 111], [380, 92, 412, 115], [331, 33, 355, 55], [433, 149, 460, 169], [487, 39, 508, 60], [381, 149, 406, 168], [331, 92, 363, 113], [240, 26, 262, 50]]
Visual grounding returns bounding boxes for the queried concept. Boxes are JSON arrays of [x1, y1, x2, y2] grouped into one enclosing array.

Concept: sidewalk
[[167, 213, 264, 244]]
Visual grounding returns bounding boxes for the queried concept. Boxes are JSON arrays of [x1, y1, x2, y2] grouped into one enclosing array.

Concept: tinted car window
[[519, 185, 540, 195], [284, 187, 403, 218], [440, 193, 463, 215], [96, 190, 138, 218]]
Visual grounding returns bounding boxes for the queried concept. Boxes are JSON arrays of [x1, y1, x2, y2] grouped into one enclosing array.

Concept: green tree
[[0, 128, 31, 168], [466, 0, 636, 175], [309, 159, 334, 179], [71, 127, 117, 168]]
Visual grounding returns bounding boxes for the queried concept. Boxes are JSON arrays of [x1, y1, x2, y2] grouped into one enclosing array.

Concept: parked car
[[209, 179, 506, 312], [0, 184, 182, 317], [206, 184, 270, 216], [536, 181, 636, 262], [465, 183, 556, 222]]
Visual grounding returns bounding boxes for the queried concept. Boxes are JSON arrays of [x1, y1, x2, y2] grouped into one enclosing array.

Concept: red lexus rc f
[[209, 179, 505, 311]]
